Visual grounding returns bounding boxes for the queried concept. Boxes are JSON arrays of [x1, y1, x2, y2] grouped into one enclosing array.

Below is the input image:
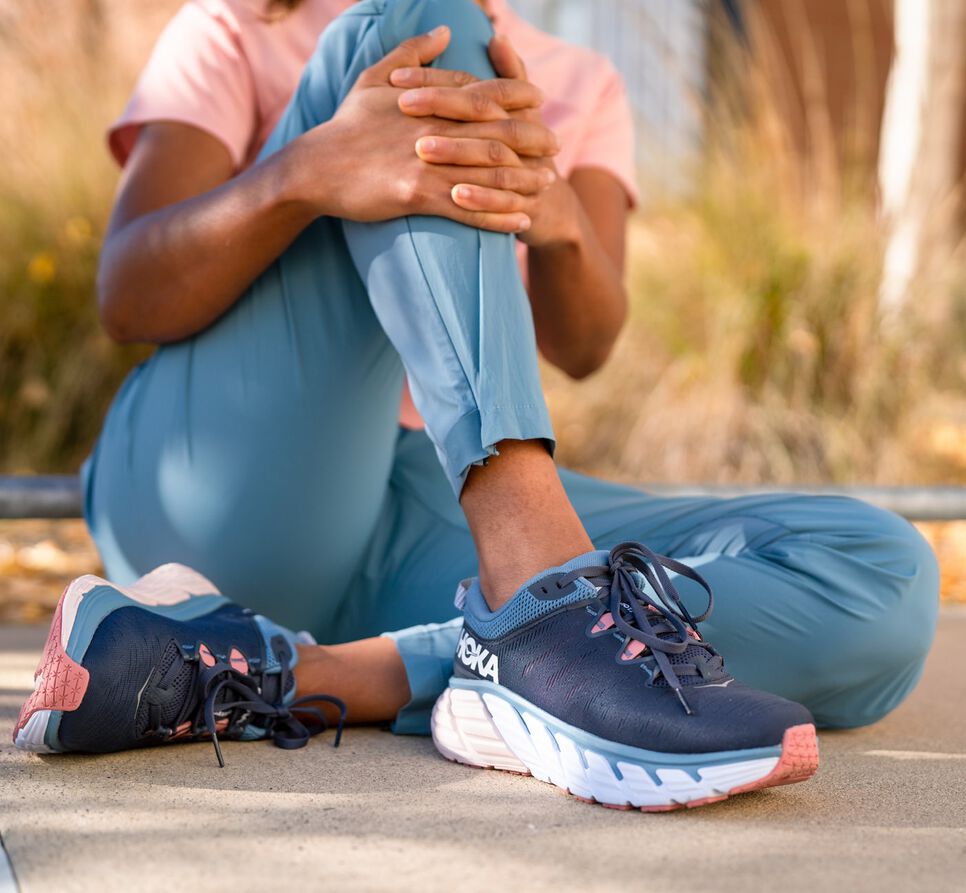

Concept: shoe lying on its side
[[14, 564, 344, 765], [432, 542, 819, 811]]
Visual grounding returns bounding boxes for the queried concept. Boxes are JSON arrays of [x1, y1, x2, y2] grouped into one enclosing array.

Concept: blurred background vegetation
[[1, 0, 964, 486]]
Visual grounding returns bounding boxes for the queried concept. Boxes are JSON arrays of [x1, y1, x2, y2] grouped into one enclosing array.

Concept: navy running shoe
[[432, 542, 818, 811], [14, 564, 344, 765]]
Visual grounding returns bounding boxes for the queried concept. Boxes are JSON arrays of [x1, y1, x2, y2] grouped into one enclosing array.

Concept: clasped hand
[[312, 25, 563, 243]]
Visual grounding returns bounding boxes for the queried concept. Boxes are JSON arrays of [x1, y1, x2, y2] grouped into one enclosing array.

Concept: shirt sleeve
[[108, 1, 257, 170], [571, 60, 640, 207]]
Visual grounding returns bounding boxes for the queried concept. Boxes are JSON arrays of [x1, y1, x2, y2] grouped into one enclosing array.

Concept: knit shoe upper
[[453, 542, 814, 754], [14, 567, 344, 764]]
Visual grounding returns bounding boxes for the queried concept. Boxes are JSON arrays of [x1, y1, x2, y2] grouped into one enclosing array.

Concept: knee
[[290, 0, 495, 134], [380, 0, 496, 80], [835, 498, 940, 616], [802, 499, 940, 727]]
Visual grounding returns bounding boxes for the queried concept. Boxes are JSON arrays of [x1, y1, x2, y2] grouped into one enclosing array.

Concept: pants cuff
[[440, 406, 556, 496], [381, 618, 462, 735]]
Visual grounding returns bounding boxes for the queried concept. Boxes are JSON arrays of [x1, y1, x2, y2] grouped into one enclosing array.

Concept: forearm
[[97, 140, 323, 344], [526, 181, 627, 379]]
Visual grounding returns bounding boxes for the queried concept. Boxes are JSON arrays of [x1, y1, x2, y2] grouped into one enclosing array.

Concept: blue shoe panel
[[65, 586, 229, 662]]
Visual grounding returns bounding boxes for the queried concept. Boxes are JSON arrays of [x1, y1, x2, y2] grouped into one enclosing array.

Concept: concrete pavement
[[1, 612, 964, 892]]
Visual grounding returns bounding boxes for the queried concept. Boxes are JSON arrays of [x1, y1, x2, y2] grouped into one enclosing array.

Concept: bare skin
[[98, 12, 629, 724]]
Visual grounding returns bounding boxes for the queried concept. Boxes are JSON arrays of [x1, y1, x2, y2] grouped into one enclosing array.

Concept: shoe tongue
[[252, 615, 302, 705], [613, 571, 729, 687], [135, 641, 197, 736], [513, 549, 611, 600]]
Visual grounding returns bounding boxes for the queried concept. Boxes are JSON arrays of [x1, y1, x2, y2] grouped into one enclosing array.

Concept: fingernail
[[417, 137, 437, 153], [516, 217, 531, 232], [431, 25, 449, 36], [400, 90, 421, 108], [391, 69, 416, 85], [456, 186, 473, 200], [542, 168, 556, 185]]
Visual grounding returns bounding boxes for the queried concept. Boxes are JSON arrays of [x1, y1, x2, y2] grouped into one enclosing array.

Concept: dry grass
[[0, 1, 169, 473], [547, 9, 966, 487]]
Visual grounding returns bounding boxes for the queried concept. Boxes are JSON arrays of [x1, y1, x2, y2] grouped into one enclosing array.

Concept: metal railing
[[1, 475, 964, 521]]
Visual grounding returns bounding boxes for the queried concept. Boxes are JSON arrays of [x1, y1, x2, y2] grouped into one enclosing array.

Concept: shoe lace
[[556, 541, 717, 715], [183, 649, 346, 768]]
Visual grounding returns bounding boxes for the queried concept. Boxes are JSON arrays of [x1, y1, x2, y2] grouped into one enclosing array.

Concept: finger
[[390, 66, 479, 88], [452, 209, 532, 234], [431, 119, 559, 158], [432, 164, 556, 196], [423, 190, 531, 232], [463, 78, 543, 112], [451, 184, 531, 214], [416, 135, 521, 167], [358, 26, 450, 87], [398, 79, 543, 117], [399, 85, 508, 121], [488, 34, 527, 81]]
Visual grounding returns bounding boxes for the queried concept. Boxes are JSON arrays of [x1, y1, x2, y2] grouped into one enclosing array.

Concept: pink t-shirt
[[110, 0, 638, 427]]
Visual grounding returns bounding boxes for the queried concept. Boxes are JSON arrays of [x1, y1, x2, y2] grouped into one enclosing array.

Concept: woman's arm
[[98, 27, 559, 344], [523, 168, 628, 380]]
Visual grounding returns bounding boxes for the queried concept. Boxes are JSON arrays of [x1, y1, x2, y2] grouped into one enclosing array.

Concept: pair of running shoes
[[13, 543, 818, 811]]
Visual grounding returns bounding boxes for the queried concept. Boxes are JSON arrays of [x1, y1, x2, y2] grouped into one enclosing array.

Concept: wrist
[[276, 121, 347, 220], [523, 177, 583, 251]]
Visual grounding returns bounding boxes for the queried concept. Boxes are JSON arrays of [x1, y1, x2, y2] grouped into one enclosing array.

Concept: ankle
[[462, 440, 593, 610], [478, 546, 588, 610]]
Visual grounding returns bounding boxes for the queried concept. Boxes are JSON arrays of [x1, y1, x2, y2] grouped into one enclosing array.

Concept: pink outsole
[[728, 723, 820, 795], [444, 723, 819, 813], [13, 588, 90, 741]]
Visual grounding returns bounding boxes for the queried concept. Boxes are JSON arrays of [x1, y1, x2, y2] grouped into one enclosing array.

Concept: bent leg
[[330, 432, 940, 733], [266, 0, 590, 611], [262, 0, 554, 495]]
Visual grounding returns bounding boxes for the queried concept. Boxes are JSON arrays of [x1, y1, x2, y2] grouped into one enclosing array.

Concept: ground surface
[[1, 612, 964, 893]]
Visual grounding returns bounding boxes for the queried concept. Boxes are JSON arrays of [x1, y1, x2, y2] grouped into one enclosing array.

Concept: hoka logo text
[[456, 631, 499, 683]]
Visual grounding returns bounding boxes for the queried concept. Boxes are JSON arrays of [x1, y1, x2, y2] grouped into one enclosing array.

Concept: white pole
[[877, 0, 931, 315]]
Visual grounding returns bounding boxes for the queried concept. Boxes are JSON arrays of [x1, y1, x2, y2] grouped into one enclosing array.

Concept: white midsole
[[14, 709, 54, 753], [431, 687, 780, 808]]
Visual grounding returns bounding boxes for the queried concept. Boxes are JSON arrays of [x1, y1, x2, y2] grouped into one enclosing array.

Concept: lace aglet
[[212, 732, 226, 768], [333, 707, 346, 748], [674, 687, 693, 716]]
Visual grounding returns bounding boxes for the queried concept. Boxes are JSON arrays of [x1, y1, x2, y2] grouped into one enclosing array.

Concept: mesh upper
[[462, 550, 609, 639], [135, 641, 195, 734], [654, 642, 723, 686]]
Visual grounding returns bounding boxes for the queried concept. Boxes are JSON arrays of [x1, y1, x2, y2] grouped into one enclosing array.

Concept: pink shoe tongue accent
[[229, 648, 249, 675], [591, 611, 615, 634], [620, 639, 648, 661], [14, 591, 90, 738]]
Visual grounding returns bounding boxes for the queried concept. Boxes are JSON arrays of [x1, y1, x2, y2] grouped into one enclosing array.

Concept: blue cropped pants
[[84, 0, 940, 735]]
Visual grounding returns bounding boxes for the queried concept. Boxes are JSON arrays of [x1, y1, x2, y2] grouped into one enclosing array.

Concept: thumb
[[357, 25, 451, 87], [488, 33, 527, 80]]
